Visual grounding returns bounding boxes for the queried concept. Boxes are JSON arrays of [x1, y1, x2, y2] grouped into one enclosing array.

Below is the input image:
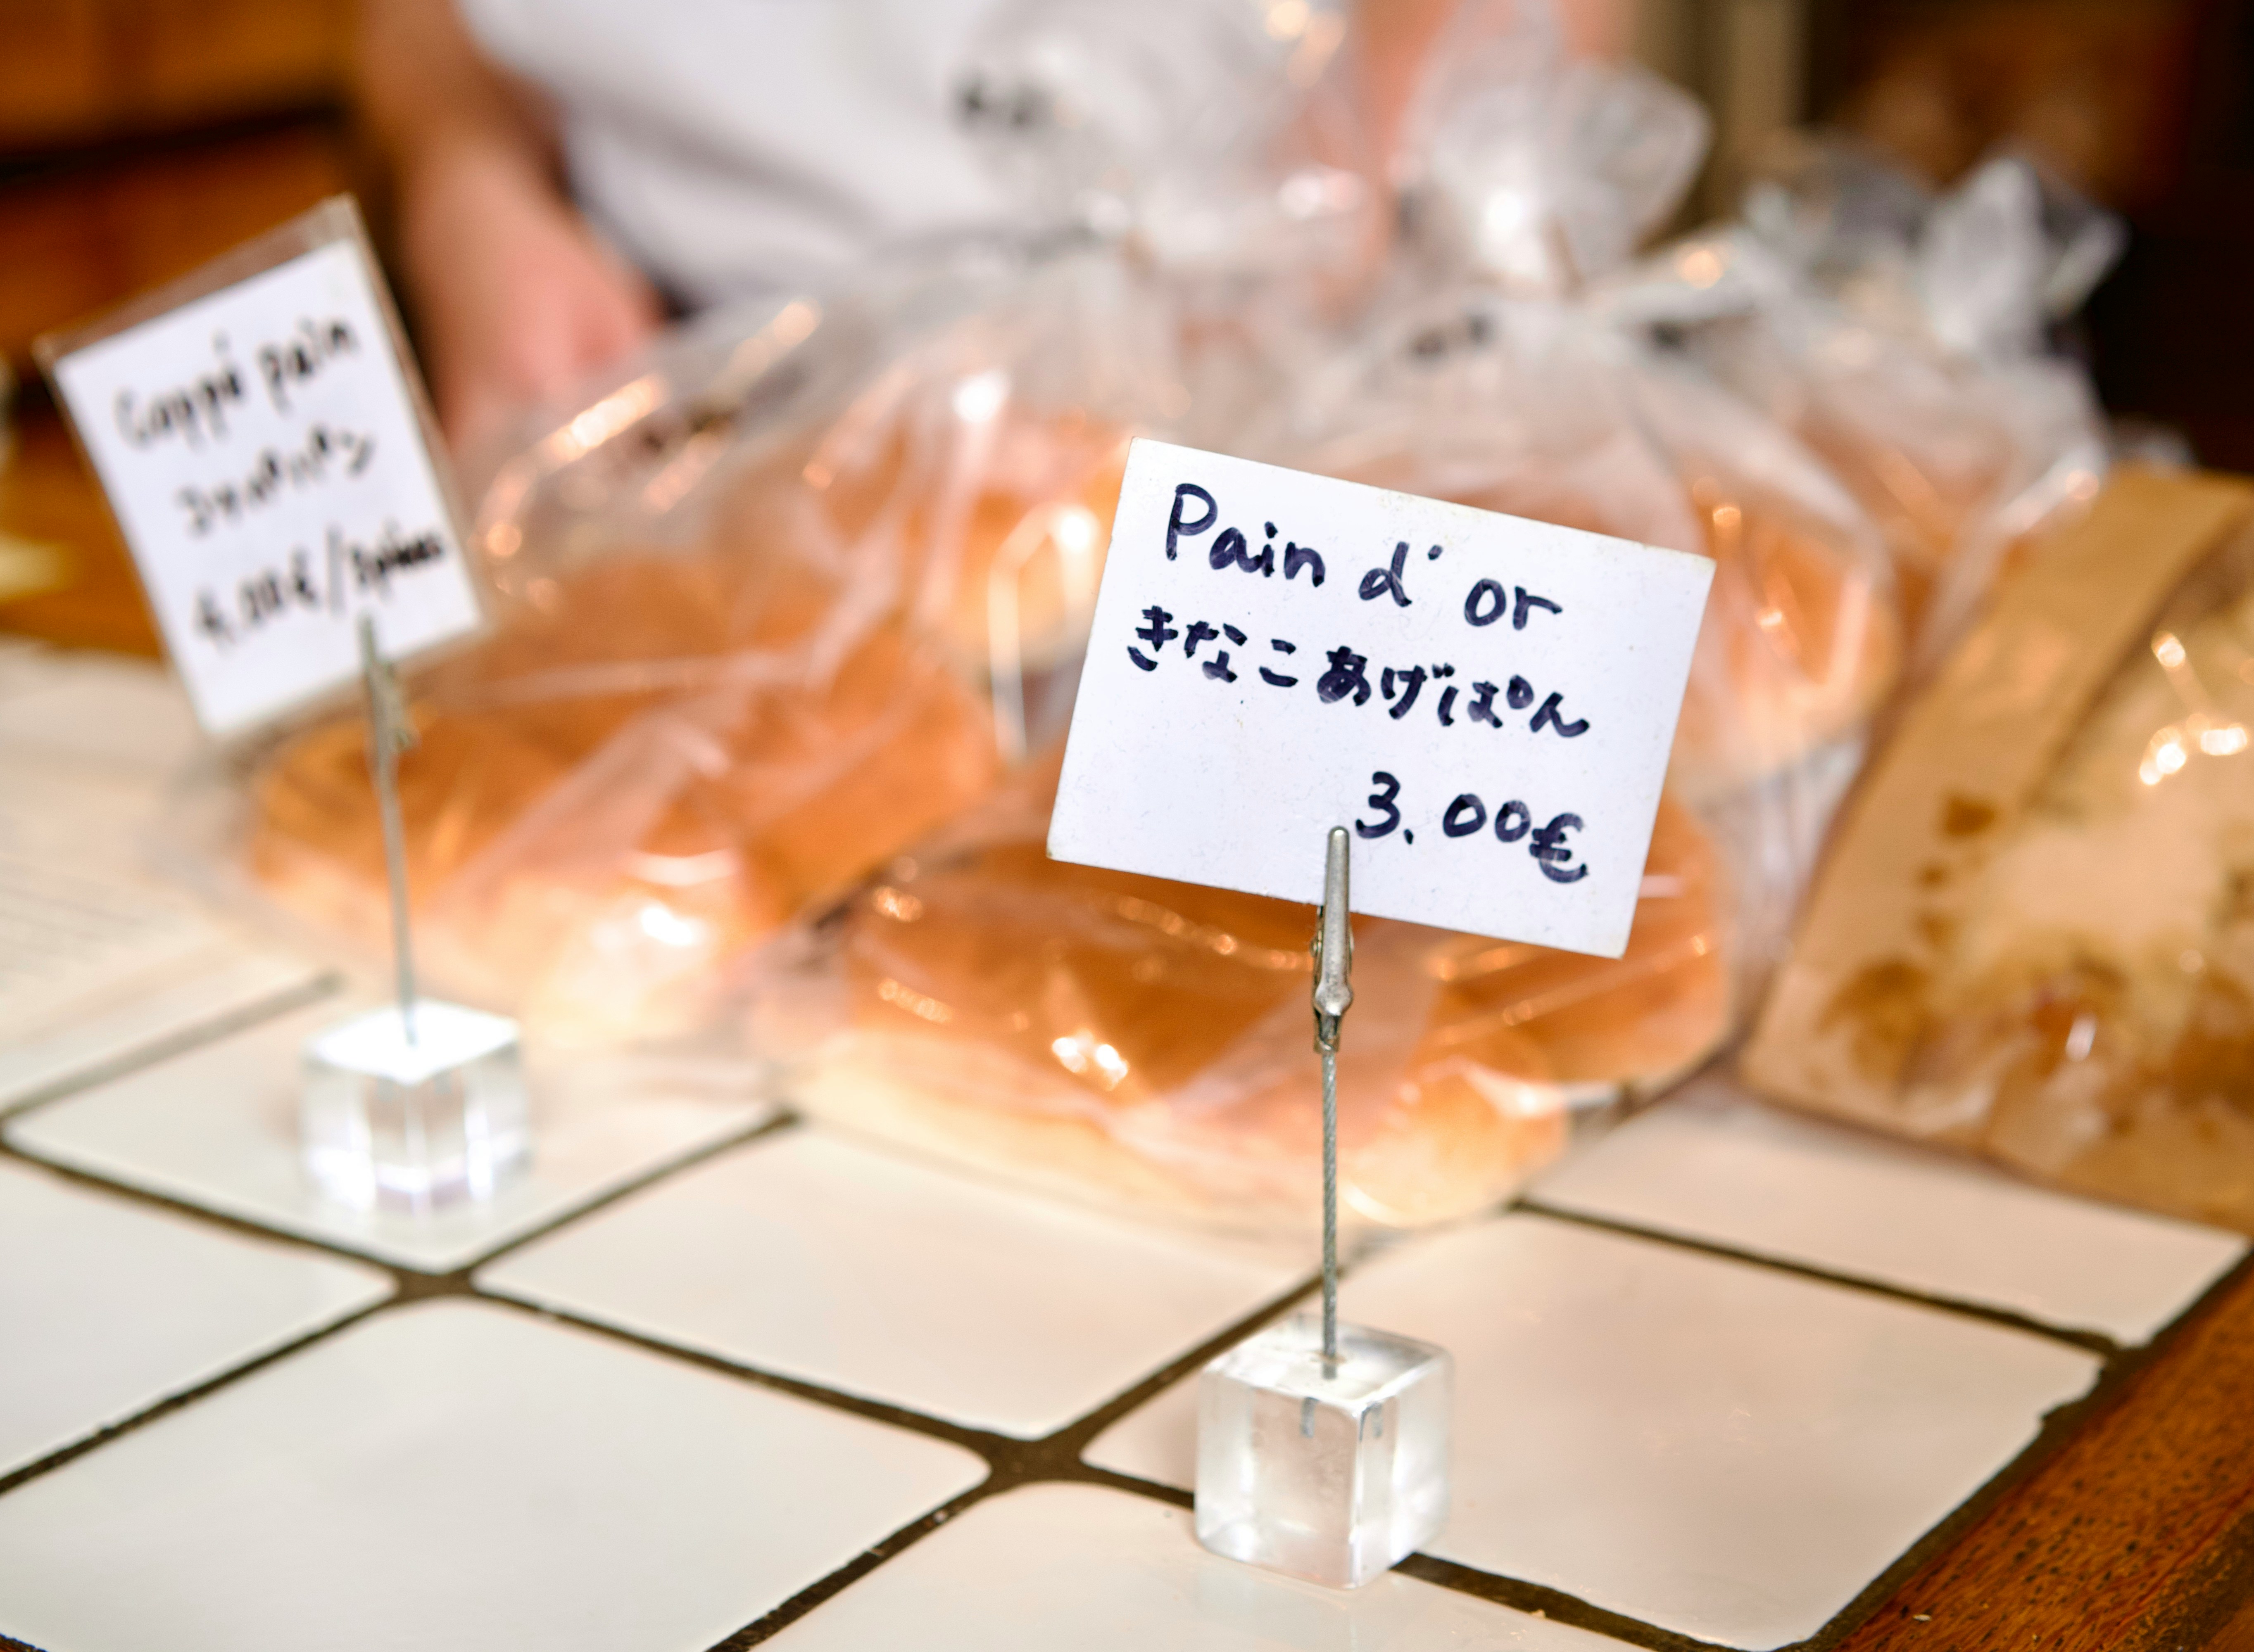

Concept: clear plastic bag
[[1265, 2, 1898, 968], [748, 7, 1804, 1230], [956, 0, 1389, 449], [1277, 295, 1899, 798], [753, 751, 1733, 1231], [211, 242, 1175, 1044], [1748, 472, 2254, 1232], [198, 0, 1407, 1051], [1607, 140, 2120, 662]]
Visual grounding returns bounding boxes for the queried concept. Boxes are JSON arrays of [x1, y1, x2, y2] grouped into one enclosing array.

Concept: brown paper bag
[[1745, 468, 2254, 1231]]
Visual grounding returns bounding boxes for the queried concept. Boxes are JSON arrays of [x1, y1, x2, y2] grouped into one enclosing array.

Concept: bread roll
[[1296, 354, 1900, 792], [247, 387, 1131, 1040], [792, 758, 1732, 1229]]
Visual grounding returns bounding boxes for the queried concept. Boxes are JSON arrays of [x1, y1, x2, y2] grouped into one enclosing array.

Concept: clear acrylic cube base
[[1195, 1313, 1452, 1589], [301, 1002, 529, 1214]]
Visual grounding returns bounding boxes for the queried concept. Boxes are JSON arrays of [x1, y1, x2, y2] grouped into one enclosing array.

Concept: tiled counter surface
[[3, 649, 2253, 1652]]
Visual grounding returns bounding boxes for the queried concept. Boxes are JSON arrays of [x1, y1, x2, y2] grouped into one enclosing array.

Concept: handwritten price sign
[[1050, 440, 1713, 958], [42, 202, 481, 738]]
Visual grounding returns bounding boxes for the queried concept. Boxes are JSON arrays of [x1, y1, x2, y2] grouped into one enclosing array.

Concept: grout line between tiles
[[0, 1133, 404, 1276], [0, 969, 345, 1122], [701, 1482, 999, 1651], [0, 1288, 397, 1501], [1393, 1555, 1737, 1652], [463, 1108, 801, 1273], [679, 1271, 1331, 1651], [0, 1107, 795, 1503], [6, 1091, 2245, 1652], [1514, 1198, 2124, 1358], [0, 1079, 792, 1282]]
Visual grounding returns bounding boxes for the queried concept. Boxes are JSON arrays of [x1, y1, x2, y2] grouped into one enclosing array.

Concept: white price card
[[39, 199, 481, 739], [1050, 440, 1714, 959]]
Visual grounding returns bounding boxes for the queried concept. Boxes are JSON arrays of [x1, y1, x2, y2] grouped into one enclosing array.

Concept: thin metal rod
[[375, 735, 416, 1044], [1312, 826, 1353, 1371], [1321, 1045, 1339, 1365], [359, 617, 420, 1045]]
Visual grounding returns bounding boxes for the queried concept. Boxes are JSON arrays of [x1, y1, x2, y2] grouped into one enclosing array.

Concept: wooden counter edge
[[1832, 1248, 2254, 1652]]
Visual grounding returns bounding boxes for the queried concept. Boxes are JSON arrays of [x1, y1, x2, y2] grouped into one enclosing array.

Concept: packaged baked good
[[1745, 469, 2254, 1232], [1253, 1, 1897, 980], [704, 4, 1851, 1227], [1292, 0, 1900, 800], [1608, 141, 2119, 660], [755, 752, 1733, 1230], [207, 0, 1398, 1047], [210, 246, 1168, 1042], [1282, 297, 1898, 799]]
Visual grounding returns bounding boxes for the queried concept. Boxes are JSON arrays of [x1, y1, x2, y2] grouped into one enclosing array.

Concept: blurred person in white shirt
[[359, 0, 1625, 453]]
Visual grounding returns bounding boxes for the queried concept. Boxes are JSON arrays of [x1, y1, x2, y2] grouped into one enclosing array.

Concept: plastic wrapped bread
[[756, 753, 1733, 1230], [1745, 470, 2254, 1232], [227, 250, 1161, 1042], [221, 0, 1398, 1047], [740, 2, 1858, 1226], [1609, 142, 2120, 660], [1284, 300, 1899, 797], [1302, 0, 1901, 798]]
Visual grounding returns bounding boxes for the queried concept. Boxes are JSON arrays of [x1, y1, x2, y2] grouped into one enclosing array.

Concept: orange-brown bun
[[1417, 793, 1729, 1085], [1790, 399, 2011, 635], [1668, 467, 1900, 786], [1310, 428, 1899, 793], [792, 757, 1732, 1229], [245, 391, 1132, 1040]]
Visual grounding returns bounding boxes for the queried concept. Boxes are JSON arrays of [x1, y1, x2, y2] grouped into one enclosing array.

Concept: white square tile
[[480, 1129, 1312, 1438], [0, 1158, 388, 1478], [0, 952, 328, 1113], [1532, 1076, 2247, 1346], [766, 1482, 1618, 1650], [1086, 1213, 2101, 1649], [0, 1298, 986, 1652], [7, 997, 773, 1272]]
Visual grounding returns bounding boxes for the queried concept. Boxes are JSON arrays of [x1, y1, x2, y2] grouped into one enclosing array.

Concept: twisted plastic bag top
[[1391, 0, 1707, 297], [1613, 143, 2118, 657], [957, 0, 1379, 284], [952, 0, 1399, 458]]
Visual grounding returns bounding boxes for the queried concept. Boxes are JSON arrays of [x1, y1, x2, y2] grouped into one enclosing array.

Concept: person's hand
[[398, 143, 662, 457], [357, 0, 661, 459]]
